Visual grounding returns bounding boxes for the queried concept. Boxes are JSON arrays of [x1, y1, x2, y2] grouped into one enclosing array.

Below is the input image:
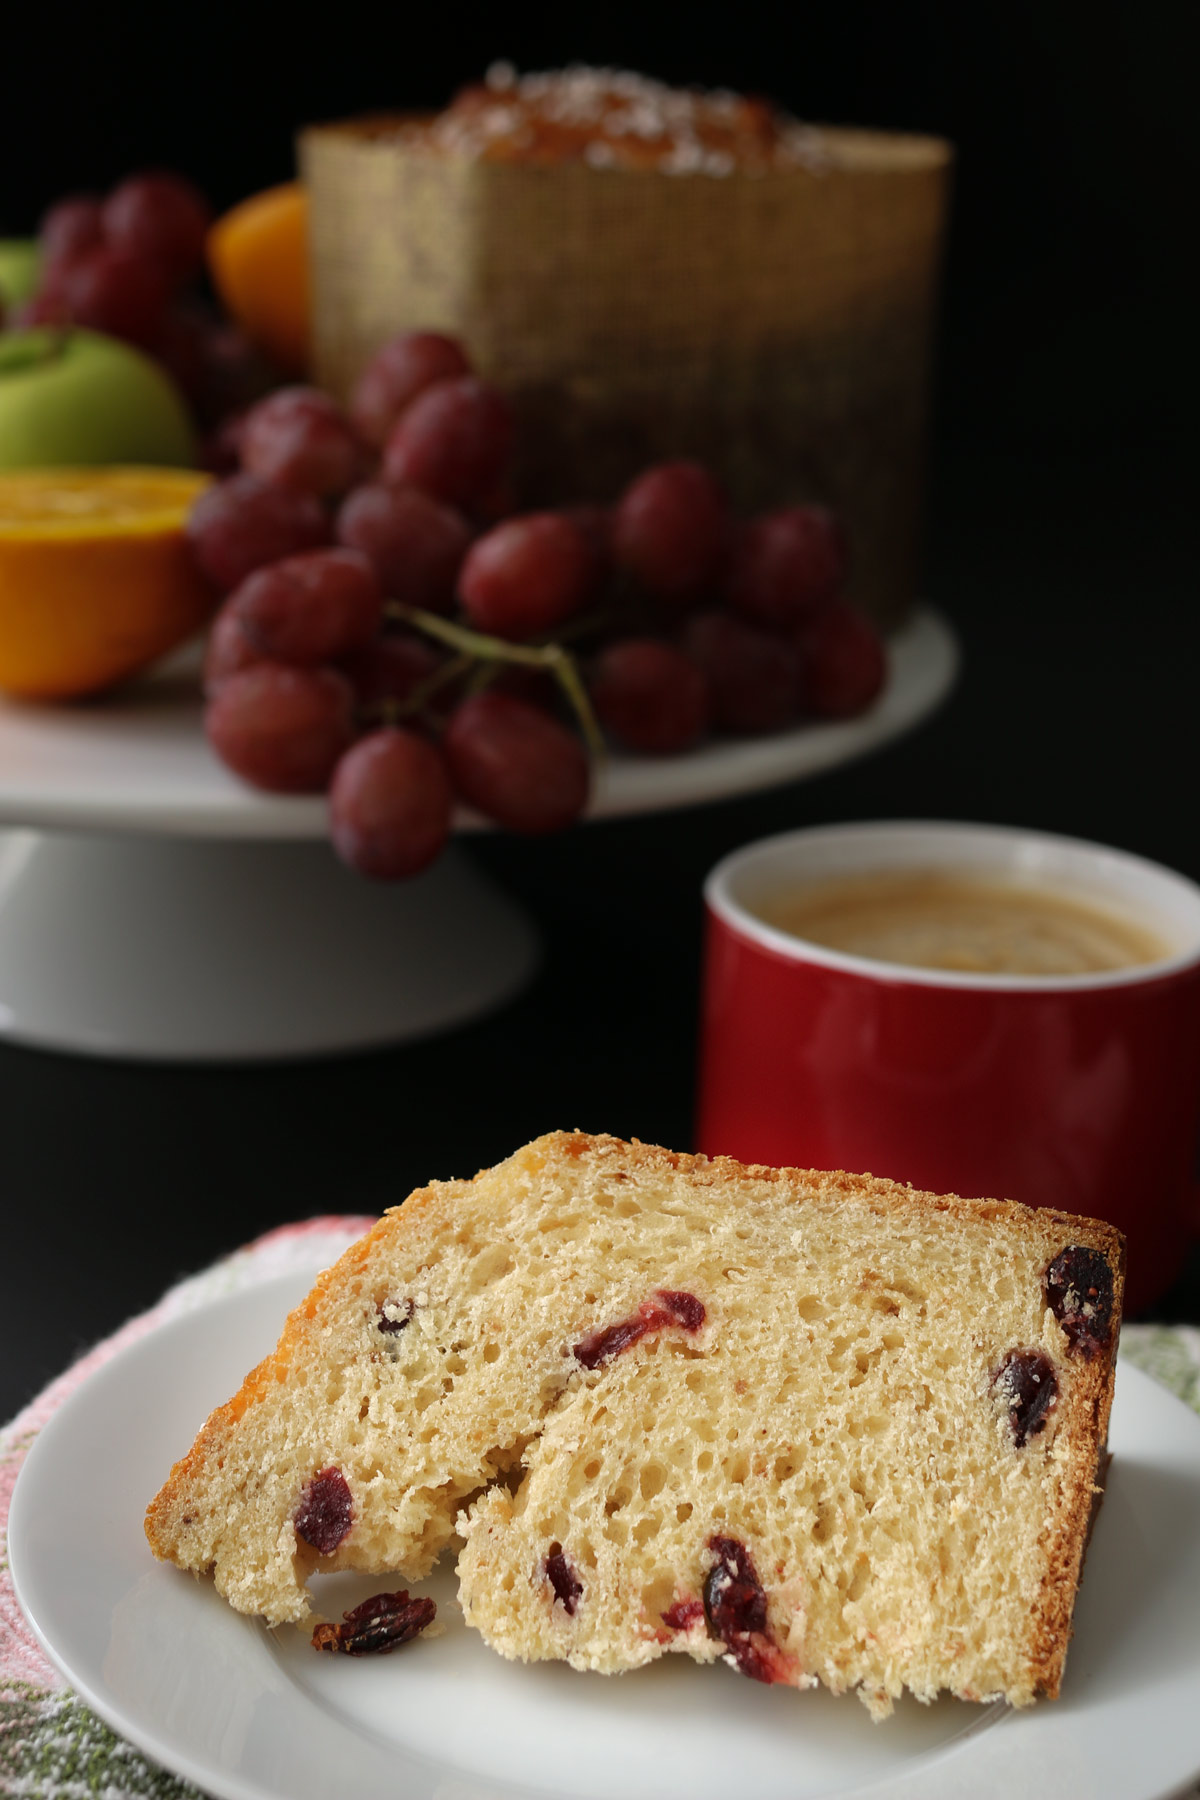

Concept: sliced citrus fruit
[[207, 183, 310, 376], [0, 466, 214, 699]]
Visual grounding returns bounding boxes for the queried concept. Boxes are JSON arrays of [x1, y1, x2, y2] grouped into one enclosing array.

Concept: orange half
[[0, 467, 215, 699]]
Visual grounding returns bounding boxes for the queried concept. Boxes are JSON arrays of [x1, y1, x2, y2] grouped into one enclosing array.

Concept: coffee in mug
[[753, 869, 1169, 977]]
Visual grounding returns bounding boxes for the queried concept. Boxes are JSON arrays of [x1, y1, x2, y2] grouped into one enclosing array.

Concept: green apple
[[0, 327, 196, 469], [0, 239, 40, 311]]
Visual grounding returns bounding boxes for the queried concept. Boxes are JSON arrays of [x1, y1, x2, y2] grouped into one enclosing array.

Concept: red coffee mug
[[697, 821, 1200, 1313]]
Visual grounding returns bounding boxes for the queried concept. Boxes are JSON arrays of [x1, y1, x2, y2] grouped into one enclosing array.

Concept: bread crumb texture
[[145, 1132, 1123, 1717]]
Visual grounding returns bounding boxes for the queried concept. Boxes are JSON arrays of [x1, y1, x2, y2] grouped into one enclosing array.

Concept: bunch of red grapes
[[192, 330, 887, 881], [14, 172, 272, 433]]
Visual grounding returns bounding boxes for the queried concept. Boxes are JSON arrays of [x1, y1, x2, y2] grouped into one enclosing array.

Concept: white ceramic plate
[[0, 609, 956, 838], [13, 1263, 1200, 1800]]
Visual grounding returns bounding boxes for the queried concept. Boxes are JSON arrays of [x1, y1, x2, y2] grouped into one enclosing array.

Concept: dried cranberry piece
[[544, 1546, 583, 1615], [294, 1466, 353, 1554], [1046, 1246, 1114, 1358], [704, 1536, 768, 1636], [994, 1348, 1059, 1447], [311, 1588, 436, 1654], [573, 1288, 706, 1369], [574, 1314, 652, 1369], [703, 1535, 790, 1684], [656, 1290, 706, 1332], [376, 1297, 415, 1335], [661, 1597, 705, 1631]]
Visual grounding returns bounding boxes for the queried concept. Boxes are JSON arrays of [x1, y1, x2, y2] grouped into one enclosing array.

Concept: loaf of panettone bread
[[145, 1132, 1122, 1717]]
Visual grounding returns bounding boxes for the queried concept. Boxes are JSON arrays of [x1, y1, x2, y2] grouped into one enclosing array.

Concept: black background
[[0, 0, 1196, 1423]]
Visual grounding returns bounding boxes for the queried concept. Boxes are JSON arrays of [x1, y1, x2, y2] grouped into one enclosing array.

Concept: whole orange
[[0, 467, 215, 699], [207, 184, 310, 376]]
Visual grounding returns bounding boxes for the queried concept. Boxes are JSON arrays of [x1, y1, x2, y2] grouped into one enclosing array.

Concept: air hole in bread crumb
[[797, 1295, 827, 1322], [483, 1343, 500, 1363], [639, 1462, 667, 1500], [676, 1502, 693, 1523]]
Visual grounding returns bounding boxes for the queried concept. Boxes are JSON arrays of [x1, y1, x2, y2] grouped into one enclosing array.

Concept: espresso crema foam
[[755, 869, 1170, 976]]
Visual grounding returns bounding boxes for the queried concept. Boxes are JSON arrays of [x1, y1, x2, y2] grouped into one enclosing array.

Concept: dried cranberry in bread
[[145, 1132, 1122, 1716]]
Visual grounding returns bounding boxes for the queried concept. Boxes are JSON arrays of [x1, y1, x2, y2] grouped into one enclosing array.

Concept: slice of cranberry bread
[[145, 1132, 1122, 1716]]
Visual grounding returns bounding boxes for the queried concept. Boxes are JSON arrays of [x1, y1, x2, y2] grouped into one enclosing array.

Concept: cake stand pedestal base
[[0, 831, 538, 1062]]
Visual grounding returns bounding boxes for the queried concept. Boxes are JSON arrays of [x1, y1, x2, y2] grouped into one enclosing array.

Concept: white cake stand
[[0, 607, 957, 1061]]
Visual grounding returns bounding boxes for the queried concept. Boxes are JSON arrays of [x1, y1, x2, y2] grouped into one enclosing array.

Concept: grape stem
[[387, 603, 606, 762]]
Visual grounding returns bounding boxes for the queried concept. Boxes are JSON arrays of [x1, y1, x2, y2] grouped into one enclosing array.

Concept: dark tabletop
[[1, 1, 1198, 1421]]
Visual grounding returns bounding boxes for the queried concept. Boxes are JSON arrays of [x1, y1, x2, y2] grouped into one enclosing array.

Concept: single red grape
[[204, 605, 262, 694], [228, 549, 383, 665], [206, 663, 355, 792], [684, 611, 801, 734], [349, 332, 471, 449], [795, 603, 887, 718], [459, 513, 594, 639], [187, 474, 331, 592], [444, 691, 589, 834], [382, 376, 513, 510], [38, 195, 105, 266], [329, 728, 453, 879], [588, 639, 709, 755], [727, 504, 847, 627], [612, 461, 728, 607], [102, 171, 212, 288], [339, 632, 445, 714], [61, 246, 170, 347], [240, 387, 365, 499], [335, 484, 472, 614]]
